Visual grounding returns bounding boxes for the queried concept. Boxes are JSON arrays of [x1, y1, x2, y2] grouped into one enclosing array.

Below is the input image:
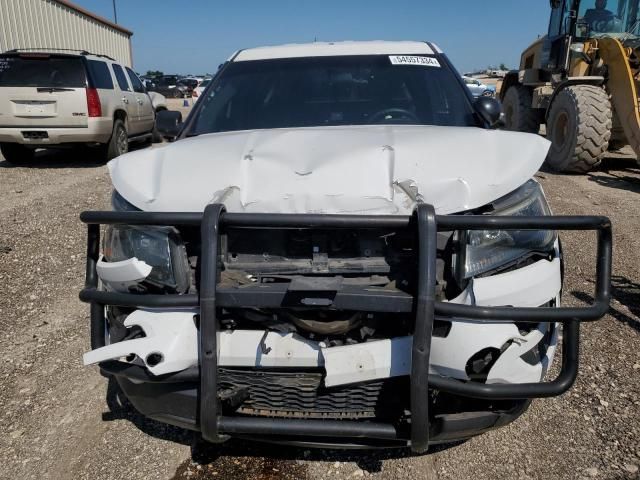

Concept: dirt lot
[[0, 117, 639, 478]]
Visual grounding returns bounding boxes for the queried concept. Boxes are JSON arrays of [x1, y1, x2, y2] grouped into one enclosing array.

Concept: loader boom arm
[[597, 37, 640, 159]]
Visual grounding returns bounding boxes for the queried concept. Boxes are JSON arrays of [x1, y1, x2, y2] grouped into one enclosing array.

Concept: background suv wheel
[[102, 119, 128, 161], [0, 143, 35, 165]]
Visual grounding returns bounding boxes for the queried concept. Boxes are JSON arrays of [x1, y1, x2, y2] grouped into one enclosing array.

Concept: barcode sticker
[[389, 56, 441, 67]]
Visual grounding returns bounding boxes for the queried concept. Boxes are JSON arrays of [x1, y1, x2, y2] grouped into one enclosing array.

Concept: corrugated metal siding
[[0, 0, 132, 66]]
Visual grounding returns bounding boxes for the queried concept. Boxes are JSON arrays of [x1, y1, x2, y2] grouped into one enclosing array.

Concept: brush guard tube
[[80, 205, 612, 453]]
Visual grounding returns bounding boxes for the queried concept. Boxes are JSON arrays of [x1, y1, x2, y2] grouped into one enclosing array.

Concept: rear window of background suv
[[0, 55, 86, 87], [87, 60, 114, 89]]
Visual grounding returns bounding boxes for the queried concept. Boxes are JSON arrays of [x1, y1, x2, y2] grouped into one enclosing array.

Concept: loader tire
[[546, 85, 611, 173], [502, 85, 540, 133]]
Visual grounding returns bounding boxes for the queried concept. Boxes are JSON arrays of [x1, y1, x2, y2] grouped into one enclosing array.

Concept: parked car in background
[[0, 49, 161, 164], [148, 75, 189, 98], [177, 78, 197, 95], [140, 75, 158, 91], [182, 76, 204, 87], [462, 76, 496, 98], [147, 91, 168, 142], [191, 78, 211, 102], [486, 69, 509, 78], [147, 91, 167, 111], [159, 75, 180, 88]]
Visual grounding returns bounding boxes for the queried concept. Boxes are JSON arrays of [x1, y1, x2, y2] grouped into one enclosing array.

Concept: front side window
[[189, 55, 476, 136], [112, 64, 131, 92], [549, 0, 577, 37], [126, 67, 145, 93]]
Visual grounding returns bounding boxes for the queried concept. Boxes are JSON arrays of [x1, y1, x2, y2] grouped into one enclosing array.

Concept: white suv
[[0, 49, 165, 164], [79, 41, 611, 452]]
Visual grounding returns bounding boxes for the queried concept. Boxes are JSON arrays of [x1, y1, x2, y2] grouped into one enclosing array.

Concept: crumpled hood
[[109, 125, 550, 215]]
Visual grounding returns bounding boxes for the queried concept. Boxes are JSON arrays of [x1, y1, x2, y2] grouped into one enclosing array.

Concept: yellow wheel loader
[[500, 0, 640, 172]]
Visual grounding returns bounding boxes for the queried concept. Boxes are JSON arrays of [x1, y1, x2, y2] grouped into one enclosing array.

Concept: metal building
[[0, 0, 133, 66]]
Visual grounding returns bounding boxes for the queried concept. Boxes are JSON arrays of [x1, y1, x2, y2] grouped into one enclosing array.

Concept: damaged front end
[[79, 194, 611, 451]]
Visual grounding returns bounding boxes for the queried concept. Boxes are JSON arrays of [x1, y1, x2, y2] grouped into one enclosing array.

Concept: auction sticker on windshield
[[389, 55, 440, 67]]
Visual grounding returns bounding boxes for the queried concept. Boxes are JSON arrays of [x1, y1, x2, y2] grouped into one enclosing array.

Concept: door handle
[[137, 98, 143, 105], [122, 97, 129, 104]]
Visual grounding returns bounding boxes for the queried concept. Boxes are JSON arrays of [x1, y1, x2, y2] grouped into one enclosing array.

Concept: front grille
[[218, 368, 408, 420]]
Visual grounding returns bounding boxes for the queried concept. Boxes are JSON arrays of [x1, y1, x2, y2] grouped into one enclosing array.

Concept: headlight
[[112, 190, 140, 212], [459, 180, 557, 279], [104, 191, 190, 293], [103, 226, 190, 293]]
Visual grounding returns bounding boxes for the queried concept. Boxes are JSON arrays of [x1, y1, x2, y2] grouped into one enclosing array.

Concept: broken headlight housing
[[458, 180, 557, 279], [103, 226, 190, 293], [103, 191, 190, 293]]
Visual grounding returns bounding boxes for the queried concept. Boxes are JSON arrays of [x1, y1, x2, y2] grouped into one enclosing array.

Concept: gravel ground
[[0, 134, 638, 479], [432, 150, 640, 480]]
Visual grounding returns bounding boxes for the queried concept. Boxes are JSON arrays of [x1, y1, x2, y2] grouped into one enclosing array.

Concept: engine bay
[[211, 227, 457, 344]]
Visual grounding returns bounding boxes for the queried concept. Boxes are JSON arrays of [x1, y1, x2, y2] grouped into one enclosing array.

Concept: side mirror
[[474, 96, 503, 128], [155, 110, 183, 140]]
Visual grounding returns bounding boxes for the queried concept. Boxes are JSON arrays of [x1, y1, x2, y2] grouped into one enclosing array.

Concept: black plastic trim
[[410, 204, 437, 452], [199, 204, 225, 443], [217, 417, 399, 440], [80, 206, 612, 452]]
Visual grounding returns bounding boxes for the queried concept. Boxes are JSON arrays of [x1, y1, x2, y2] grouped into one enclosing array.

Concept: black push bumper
[[80, 204, 612, 452]]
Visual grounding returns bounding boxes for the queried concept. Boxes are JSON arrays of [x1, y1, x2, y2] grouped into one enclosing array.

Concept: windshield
[[188, 55, 476, 136], [578, 0, 640, 37]]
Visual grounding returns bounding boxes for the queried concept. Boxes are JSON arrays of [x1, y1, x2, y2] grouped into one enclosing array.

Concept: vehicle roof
[[233, 41, 438, 62]]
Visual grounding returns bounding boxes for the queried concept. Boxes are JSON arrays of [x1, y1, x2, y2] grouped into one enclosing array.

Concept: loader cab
[[544, 0, 640, 72], [575, 0, 640, 38]]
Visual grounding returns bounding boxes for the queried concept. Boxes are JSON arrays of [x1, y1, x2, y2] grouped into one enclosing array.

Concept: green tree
[[145, 70, 163, 77], [499, 63, 508, 71]]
